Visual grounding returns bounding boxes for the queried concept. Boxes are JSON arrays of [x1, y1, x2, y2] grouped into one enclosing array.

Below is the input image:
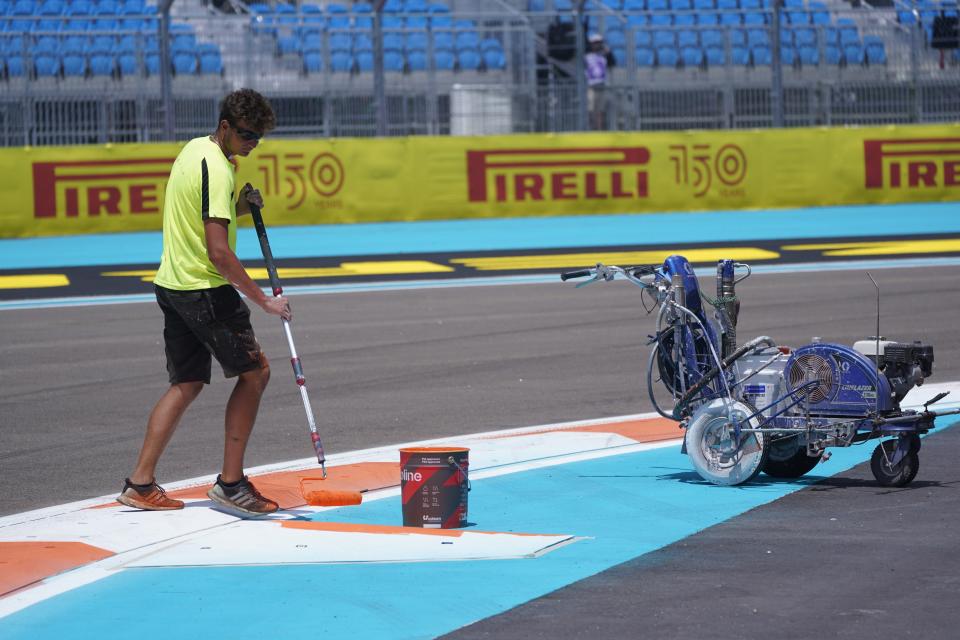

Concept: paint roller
[[249, 194, 362, 508]]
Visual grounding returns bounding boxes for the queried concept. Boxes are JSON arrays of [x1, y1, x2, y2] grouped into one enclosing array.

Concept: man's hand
[[262, 295, 292, 321], [235, 182, 264, 217]]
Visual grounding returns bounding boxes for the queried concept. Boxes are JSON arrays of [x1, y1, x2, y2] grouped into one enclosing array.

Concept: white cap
[[588, 33, 603, 43]]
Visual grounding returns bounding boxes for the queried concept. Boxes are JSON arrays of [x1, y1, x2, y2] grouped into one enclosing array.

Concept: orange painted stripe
[[483, 417, 682, 443], [94, 461, 401, 510], [0, 541, 114, 597]]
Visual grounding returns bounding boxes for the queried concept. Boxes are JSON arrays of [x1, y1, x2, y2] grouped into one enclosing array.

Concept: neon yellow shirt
[[154, 136, 236, 291]]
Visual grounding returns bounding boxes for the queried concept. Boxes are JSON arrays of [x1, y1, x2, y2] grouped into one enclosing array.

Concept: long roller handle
[[249, 202, 327, 476]]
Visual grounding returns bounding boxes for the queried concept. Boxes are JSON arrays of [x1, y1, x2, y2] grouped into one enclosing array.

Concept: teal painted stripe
[[4, 422, 954, 640], [1, 202, 957, 269]]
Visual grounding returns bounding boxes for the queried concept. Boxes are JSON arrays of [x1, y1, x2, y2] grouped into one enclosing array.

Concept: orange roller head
[[303, 489, 363, 507]]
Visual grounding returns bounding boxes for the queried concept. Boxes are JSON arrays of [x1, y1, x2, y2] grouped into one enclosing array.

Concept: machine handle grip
[[561, 269, 593, 281]]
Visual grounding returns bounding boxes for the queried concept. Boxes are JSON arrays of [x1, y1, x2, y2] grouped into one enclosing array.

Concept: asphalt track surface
[[3, 203, 960, 637]]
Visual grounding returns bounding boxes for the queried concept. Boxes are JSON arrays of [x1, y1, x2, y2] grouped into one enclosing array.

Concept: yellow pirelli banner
[[1, 123, 958, 238]]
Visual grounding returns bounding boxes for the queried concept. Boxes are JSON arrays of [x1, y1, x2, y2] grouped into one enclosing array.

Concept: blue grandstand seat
[[678, 29, 698, 47], [482, 47, 506, 69], [897, 9, 916, 25], [743, 12, 765, 26], [653, 29, 675, 47], [122, 0, 146, 14], [611, 46, 627, 64], [328, 32, 351, 52], [35, 53, 60, 76], [31, 35, 58, 55], [5, 54, 25, 76], [87, 35, 115, 55], [66, 0, 92, 17], [172, 33, 196, 53], [383, 0, 403, 12], [701, 28, 722, 47], [780, 44, 795, 65], [632, 29, 653, 47], [719, 11, 742, 26], [746, 28, 768, 47], [786, 10, 809, 25], [116, 34, 137, 54], [479, 37, 502, 53], [304, 50, 322, 72], [407, 15, 428, 29], [145, 51, 159, 74], [730, 46, 750, 66], [405, 32, 427, 51], [779, 28, 793, 46], [408, 49, 427, 70], [650, 14, 672, 27], [354, 33, 373, 52], [605, 28, 626, 47], [837, 19, 859, 45], [740, 0, 760, 8], [752, 44, 771, 64], [705, 46, 724, 65], [729, 28, 747, 47], [382, 15, 404, 29], [330, 50, 353, 72], [824, 44, 841, 64], [716, 0, 737, 9], [624, 0, 645, 12], [172, 51, 196, 74], [356, 50, 373, 71], [843, 42, 864, 65], [455, 30, 480, 49], [657, 46, 678, 66], [602, 0, 623, 8], [823, 26, 839, 47], [433, 32, 454, 50], [276, 34, 299, 55], [96, 0, 118, 15], [694, 0, 714, 9], [62, 35, 87, 54], [118, 52, 136, 75], [458, 47, 480, 70], [798, 45, 818, 65], [783, 0, 802, 7], [62, 53, 86, 76], [428, 2, 449, 13], [431, 14, 453, 28], [810, 2, 830, 26], [89, 53, 114, 76], [671, 0, 692, 9], [38, 0, 64, 16], [434, 48, 454, 69], [864, 35, 886, 65], [635, 46, 655, 66], [302, 32, 322, 51], [406, 0, 429, 11], [674, 14, 696, 26], [384, 49, 405, 70], [697, 13, 719, 25], [383, 32, 405, 51], [793, 27, 816, 47], [681, 45, 702, 66]]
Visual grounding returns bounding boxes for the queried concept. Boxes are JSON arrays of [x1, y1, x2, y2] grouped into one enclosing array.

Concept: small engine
[[853, 339, 934, 402]]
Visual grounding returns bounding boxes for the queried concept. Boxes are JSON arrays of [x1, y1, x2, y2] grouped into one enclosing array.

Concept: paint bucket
[[400, 447, 470, 528]]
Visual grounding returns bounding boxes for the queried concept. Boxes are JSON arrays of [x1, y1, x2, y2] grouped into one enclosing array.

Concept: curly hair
[[218, 89, 276, 134]]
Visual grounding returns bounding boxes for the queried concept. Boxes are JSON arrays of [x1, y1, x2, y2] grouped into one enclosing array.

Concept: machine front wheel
[[870, 439, 920, 487], [685, 399, 768, 486], [762, 437, 822, 478]]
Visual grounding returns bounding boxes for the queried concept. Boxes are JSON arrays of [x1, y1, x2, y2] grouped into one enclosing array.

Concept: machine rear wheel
[[870, 440, 919, 487], [762, 437, 822, 478], [685, 399, 768, 486]]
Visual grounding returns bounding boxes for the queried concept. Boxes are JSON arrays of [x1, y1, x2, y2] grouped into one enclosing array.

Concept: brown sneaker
[[206, 475, 279, 516], [116, 478, 184, 511]]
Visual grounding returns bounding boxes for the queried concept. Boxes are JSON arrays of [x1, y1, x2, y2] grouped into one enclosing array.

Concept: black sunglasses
[[231, 122, 262, 142]]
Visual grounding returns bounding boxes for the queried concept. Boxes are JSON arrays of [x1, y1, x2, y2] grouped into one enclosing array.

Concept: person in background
[[117, 88, 290, 516], [585, 32, 615, 131]]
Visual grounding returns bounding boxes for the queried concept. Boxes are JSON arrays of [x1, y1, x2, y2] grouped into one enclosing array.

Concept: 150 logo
[[256, 152, 345, 210], [668, 143, 747, 198]]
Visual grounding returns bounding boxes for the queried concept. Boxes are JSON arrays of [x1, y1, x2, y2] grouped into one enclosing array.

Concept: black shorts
[[155, 284, 263, 384]]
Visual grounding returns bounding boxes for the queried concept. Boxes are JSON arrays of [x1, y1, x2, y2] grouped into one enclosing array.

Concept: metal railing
[[0, 4, 958, 146]]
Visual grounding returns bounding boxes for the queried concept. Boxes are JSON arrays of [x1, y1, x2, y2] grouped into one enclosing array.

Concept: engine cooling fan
[[788, 352, 835, 404]]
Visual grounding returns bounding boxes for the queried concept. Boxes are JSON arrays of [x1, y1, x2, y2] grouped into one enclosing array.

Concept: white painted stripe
[[5, 256, 960, 311]]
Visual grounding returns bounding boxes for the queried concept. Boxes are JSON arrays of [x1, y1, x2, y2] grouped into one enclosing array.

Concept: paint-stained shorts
[[155, 284, 262, 384]]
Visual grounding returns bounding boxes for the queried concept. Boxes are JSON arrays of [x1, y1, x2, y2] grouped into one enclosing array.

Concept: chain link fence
[[0, 4, 958, 146]]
